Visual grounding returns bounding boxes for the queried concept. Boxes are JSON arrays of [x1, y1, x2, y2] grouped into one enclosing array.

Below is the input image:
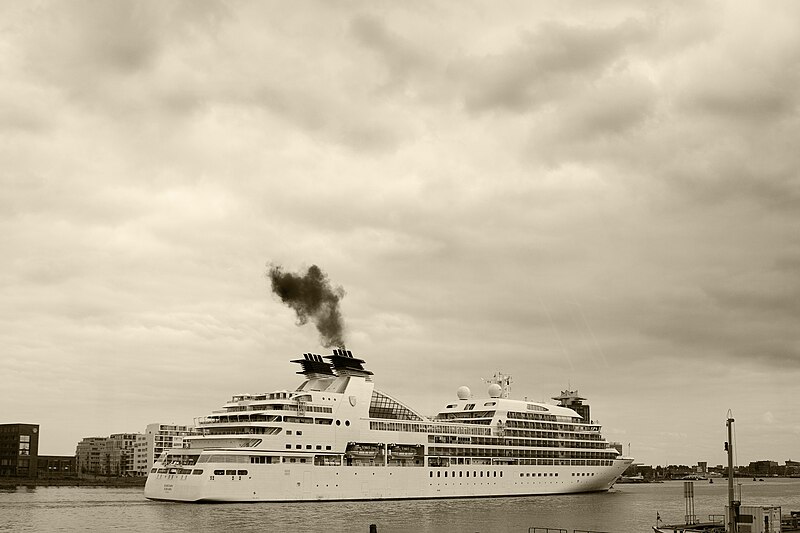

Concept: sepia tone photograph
[[1, 1, 798, 532]]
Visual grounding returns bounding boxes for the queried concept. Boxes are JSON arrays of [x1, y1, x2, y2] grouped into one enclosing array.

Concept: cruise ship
[[144, 349, 632, 502]]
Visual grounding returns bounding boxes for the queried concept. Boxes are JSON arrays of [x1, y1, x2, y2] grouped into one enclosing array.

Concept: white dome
[[487, 383, 502, 398], [456, 386, 471, 400]]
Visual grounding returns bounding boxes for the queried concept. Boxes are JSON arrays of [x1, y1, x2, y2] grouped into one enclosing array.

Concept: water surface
[[1, 479, 798, 532]]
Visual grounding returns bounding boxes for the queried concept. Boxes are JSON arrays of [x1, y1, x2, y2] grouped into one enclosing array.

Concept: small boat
[[345, 443, 380, 458], [388, 445, 419, 458]]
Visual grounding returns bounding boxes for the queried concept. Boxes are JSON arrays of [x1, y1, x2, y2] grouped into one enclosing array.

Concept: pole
[[727, 415, 735, 533]]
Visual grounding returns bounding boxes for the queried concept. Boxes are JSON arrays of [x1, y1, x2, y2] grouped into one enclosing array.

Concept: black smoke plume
[[267, 264, 346, 348]]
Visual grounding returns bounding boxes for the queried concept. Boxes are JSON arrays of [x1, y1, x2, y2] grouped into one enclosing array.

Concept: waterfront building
[[37, 455, 77, 477], [145, 423, 199, 473], [551, 390, 591, 422], [749, 460, 779, 477], [75, 434, 144, 476], [110, 433, 142, 476], [0, 423, 39, 477], [76, 437, 107, 475], [134, 434, 149, 476]]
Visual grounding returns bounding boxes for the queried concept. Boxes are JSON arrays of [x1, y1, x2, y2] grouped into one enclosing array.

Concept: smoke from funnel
[[267, 264, 346, 348]]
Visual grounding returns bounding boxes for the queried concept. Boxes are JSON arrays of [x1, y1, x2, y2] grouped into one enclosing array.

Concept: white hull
[[145, 458, 631, 502]]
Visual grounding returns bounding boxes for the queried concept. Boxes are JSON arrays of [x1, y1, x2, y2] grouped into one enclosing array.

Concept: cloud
[[2, 1, 799, 465], [458, 17, 651, 114]]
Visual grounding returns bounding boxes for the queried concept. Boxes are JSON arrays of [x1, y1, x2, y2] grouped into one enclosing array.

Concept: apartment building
[[145, 423, 198, 472]]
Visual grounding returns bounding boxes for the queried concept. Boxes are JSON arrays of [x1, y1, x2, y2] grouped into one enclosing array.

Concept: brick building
[[0, 423, 40, 477]]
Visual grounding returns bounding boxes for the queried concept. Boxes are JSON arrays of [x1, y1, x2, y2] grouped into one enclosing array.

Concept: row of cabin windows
[[430, 470, 505, 478], [368, 421, 491, 436], [505, 419, 600, 434], [286, 444, 333, 451], [427, 446, 617, 460], [430, 435, 611, 449], [152, 468, 204, 475]]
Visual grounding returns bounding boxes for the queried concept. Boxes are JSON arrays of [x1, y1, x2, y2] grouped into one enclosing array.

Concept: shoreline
[[0, 476, 147, 488]]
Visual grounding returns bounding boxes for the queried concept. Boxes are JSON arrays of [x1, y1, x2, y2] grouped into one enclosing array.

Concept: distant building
[[552, 390, 591, 422], [0, 423, 40, 477], [76, 437, 107, 475], [37, 455, 76, 477], [110, 433, 142, 476], [696, 461, 708, 475], [145, 423, 199, 473], [134, 434, 148, 476], [749, 460, 779, 477], [76, 434, 144, 476]]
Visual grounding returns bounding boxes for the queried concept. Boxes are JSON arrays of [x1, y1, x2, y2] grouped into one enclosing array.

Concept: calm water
[[1, 479, 799, 532]]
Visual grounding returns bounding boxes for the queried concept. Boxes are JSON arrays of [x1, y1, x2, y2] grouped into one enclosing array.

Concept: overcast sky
[[2, 1, 799, 466]]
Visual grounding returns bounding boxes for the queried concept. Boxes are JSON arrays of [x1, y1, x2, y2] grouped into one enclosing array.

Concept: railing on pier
[[528, 529, 612, 533]]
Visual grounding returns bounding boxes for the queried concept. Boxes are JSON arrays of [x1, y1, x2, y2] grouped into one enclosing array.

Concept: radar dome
[[488, 383, 502, 398], [456, 386, 471, 400]]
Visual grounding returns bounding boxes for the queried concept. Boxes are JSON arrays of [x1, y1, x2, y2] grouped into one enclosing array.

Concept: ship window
[[214, 470, 224, 475], [151, 468, 157, 473], [297, 431, 302, 436], [316, 445, 321, 450], [306, 445, 312, 450], [336, 420, 341, 426], [326, 446, 331, 450], [446, 404, 457, 409], [480, 472, 483, 477], [430, 472, 433, 478], [436, 471, 440, 477], [295, 445, 301, 449], [225, 470, 236, 475], [286, 431, 292, 435], [286, 444, 291, 449], [465, 404, 475, 410], [237, 470, 247, 475], [484, 402, 496, 407], [369, 390, 424, 421]]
